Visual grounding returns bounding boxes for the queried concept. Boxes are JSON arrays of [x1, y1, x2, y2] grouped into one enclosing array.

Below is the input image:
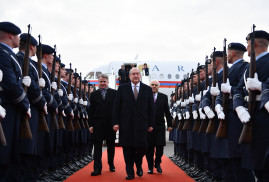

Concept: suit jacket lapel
[[128, 82, 135, 102], [137, 82, 144, 101]]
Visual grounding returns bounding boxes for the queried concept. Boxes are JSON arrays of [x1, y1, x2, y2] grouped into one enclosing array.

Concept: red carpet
[[65, 147, 194, 182]]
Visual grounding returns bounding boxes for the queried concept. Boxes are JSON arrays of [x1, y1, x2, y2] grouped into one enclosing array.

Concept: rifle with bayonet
[[19, 24, 33, 139], [37, 35, 49, 132], [216, 39, 228, 138], [49, 45, 59, 130], [66, 63, 74, 131], [177, 80, 185, 131], [239, 25, 256, 144], [171, 85, 178, 128], [57, 55, 65, 130], [73, 69, 81, 130], [183, 73, 193, 130], [206, 48, 217, 134], [83, 81, 89, 129], [199, 56, 210, 133], [78, 73, 85, 129], [193, 64, 201, 132]]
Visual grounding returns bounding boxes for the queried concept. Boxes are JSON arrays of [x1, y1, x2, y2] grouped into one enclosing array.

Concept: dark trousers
[[228, 158, 255, 182], [20, 154, 39, 182], [93, 139, 115, 171], [122, 146, 146, 176], [254, 169, 269, 182], [146, 145, 164, 169]]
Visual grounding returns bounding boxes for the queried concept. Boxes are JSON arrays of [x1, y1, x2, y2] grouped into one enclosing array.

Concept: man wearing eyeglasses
[[146, 80, 173, 174]]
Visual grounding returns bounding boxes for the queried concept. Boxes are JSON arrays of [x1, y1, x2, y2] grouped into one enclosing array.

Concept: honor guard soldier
[[0, 22, 31, 181], [215, 42, 255, 181], [233, 30, 269, 181]]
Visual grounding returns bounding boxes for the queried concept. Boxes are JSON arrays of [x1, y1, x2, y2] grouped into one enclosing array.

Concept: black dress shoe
[[136, 167, 143, 177], [148, 169, 153, 174], [126, 175, 134, 180], [110, 166, 115, 172], [155, 165, 162, 173], [91, 170, 101, 176]]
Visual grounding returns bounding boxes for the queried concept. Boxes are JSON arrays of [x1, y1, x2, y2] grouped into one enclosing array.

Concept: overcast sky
[[2, 0, 269, 76]]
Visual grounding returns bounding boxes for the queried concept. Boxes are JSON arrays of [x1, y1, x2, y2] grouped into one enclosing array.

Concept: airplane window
[[96, 72, 102, 79], [160, 74, 164, 79], [168, 74, 171, 79], [175, 74, 179, 79], [85, 72, 94, 79], [152, 73, 156, 79]]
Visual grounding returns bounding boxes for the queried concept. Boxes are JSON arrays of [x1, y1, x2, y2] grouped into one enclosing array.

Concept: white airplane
[[85, 60, 197, 97]]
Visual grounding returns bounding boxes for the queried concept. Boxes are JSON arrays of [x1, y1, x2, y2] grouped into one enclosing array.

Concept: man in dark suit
[[113, 67, 155, 180], [146, 79, 172, 174], [88, 74, 117, 176], [118, 65, 127, 85]]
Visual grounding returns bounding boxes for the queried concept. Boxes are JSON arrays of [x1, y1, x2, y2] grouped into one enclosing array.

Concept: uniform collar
[[256, 51, 269, 61], [131, 82, 140, 87], [0, 42, 13, 52]]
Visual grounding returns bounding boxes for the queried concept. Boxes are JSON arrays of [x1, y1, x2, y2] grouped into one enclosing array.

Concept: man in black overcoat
[[146, 79, 172, 174], [88, 74, 117, 176], [113, 68, 155, 180]]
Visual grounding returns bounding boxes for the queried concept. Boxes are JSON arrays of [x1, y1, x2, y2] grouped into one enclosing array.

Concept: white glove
[[38, 78, 45, 88], [172, 112, 176, 119], [246, 73, 262, 91], [173, 103, 177, 108], [199, 108, 206, 120], [189, 95, 194, 104], [0, 105, 6, 118], [22, 76, 31, 87], [170, 109, 172, 113], [43, 103, 48, 114], [58, 89, 63, 97], [51, 81, 57, 90], [203, 86, 210, 96], [68, 94, 73, 101], [181, 101, 186, 107], [195, 92, 202, 101], [62, 110, 66, 117], [79, 98, 83, 105], [215, 104, 225, 120], [235, 106, 250, 123], [178, 113, 182, 120], [176, 100, 181, 106], [203, 106, 215, 119], [26, 107, 31, 118], [210, 85, 220, 96], [221, 79, 232, 93], [193, 110, 198, 120], [83, 101, 87, 106], [0, 70, 3, 82], [185, 111, 190, 119], [185, 99, 189, 105], [70, 110, 74, 119], [74, 97, 78, 103], [265, 101, 269, 113]]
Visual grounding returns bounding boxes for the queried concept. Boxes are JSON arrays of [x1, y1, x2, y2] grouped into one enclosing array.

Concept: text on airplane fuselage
[[152, 65, 184, 72]]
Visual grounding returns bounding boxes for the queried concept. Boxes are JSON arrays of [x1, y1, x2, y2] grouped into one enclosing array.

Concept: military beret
[[55, 56, 60, 62], [206, 59, 212, 64], [191, 71, 197, 77], [82, 80, 88, 84], [65, 68, 73, 73], [210, 51, 223, 58], [171, 93, 175, 96], [228, 43, 247, 52], [246, 30, 269, 41], [0, 22, 21, 35], [42, 44, 55, 55], [197, 65, 205, 70], [73, 73, 79, 78], [60, 63, 65, 68], [19, 33, 37, 46]]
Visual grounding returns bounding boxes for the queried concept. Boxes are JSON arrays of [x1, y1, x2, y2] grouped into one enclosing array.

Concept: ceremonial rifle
[[37, 35, 49, 132], [78, 73, 85, 129], [183, 73, 193, 130], [171, 85, 178, 128], [239, 25, 256, 144], [57, 55, 65, 130], [66, 64, 74, 131], [73, 69, 81, 130], [83, 80, 89, 128], [19, 24, 33, 139], [177, 80, 185, 131], [216, 39, 228, 138], [193, 64, 201, 132]]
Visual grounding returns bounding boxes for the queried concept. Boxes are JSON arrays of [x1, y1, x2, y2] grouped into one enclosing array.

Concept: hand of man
[[167, 127, 173, 132], [79, 98, 83, 105], [148, 127, 153, 132], [192, 110, 198, 120], [178, 113, 182, 120], [51, 82, 57, 90], [199, 108, 206, 120], [70, 110, 74, 119], [43, 103, 48, 114], [203, 106, 215, 119], [203, 86, 210, 96], [176, 100, 181, 106], [113, 125, 119, 132], [0, 105, 6, 118], [39, 78, 45, 88], [210, 85, 220, 96], [221, 79, 232, 93], [74, 98, 78, 103], [68, 94, 73, 101], [215, 104, 225, 119], [181, 100, 186, 107], [0, 70, 3, 82], [83, 101, 87, 106], [172, 112, 177, 119], [247, 73, 262, 91], [26, 107, 31, 118], [89, 127, 93, 133], [195, 92, 202, 101], [62, 110, 66, 117], [22, 76, 31, 87], [58, 89, 63, 97], [235, 106, 250, 123], [189, 94, 195, 104], [185, 111, 190, 119]]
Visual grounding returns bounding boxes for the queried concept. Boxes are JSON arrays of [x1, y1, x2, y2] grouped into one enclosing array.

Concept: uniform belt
[[244, 94, 261, 102]]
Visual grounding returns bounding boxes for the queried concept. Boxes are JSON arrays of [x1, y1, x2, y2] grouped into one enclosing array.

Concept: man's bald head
[[150, 79, 160, 93]]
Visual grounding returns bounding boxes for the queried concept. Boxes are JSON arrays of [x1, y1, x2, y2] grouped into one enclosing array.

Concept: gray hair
[[150, 79, 160, 86], [98, 74, 109, 81], [129, 67, 141, 75]]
